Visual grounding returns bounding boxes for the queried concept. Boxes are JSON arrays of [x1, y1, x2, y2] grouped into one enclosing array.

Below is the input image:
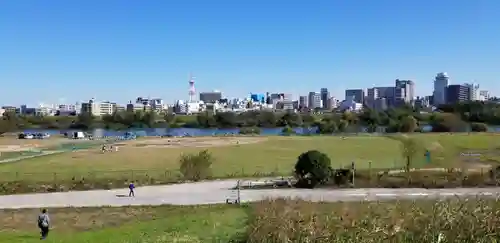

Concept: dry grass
[[2, 198, 499, 242], [248, 198, 500, 243], [0, 136, 405, 181], [0, 134, 500, 194]]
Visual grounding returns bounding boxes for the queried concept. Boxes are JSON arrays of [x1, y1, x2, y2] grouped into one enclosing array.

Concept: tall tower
[[188, 73, 196, 102], [433, 72, 449, 106]]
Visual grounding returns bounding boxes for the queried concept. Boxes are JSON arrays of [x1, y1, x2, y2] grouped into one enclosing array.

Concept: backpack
[[39, 215, 49, 227]]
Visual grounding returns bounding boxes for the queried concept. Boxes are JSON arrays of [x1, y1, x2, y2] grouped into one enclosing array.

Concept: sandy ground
[[114, 136, 267, 149]]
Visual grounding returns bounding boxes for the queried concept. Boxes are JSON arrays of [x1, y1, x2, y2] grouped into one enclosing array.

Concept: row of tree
[[0, 101, 497, 134]]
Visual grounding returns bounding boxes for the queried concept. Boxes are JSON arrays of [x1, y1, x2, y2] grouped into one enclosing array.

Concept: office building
[[374, 98, 388, 111], [446, 84, 469, 104], [282, 93, 294, 110], [433, 72, 449, 106], [345, 89, 364, 104], [464, 83, 480, 101], [479, 90, 490, 101], [81, 99, 118, 116], [199, 91, 222, 103], [250, 93, 265, 103], [395, 79, 415, 102], [299, 96, 308, 108], [320, 88, 330, 109], [308, 92, 321, 109]]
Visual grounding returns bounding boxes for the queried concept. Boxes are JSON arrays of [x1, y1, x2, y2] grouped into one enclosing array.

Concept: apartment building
[[80, 99, 117, 116]]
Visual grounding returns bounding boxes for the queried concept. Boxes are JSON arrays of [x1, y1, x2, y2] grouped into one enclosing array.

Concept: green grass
[[0, 134, 499, 194], [0, 136, 405, 181], [0, 205, 248, 243]]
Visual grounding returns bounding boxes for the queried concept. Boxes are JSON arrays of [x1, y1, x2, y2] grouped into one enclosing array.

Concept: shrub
[[470, 122, 488, 132], [179, 150, 214, 181], [281, 126, 295, 136], [399, 115, 418, 132], [239, 127, 261, 135], [294, 150, 332, 188], [431, 113, 468, 132], [316, 122, 337, 134]]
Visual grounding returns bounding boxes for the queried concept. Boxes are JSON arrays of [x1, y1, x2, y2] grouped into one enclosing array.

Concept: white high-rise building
[[479, 90, 490, 101], [465, 83, 480, 101], [433, 72, 449, 106]]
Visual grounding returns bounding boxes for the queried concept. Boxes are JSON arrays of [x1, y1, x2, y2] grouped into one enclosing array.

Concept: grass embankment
[[0, 134, 499, 194], [0, 198, 499, 243]]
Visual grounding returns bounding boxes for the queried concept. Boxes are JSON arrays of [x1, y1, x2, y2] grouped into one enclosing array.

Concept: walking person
[[37, 209, 50, 240], [128, 181, 135, 197]]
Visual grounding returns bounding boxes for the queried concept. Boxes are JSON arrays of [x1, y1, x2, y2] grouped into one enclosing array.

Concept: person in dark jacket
[[37, 209, 50, 240], [129, 182, 135, 197]]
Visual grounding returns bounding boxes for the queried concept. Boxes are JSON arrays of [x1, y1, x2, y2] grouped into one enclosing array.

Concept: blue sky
[[1, 0, 499, 106]]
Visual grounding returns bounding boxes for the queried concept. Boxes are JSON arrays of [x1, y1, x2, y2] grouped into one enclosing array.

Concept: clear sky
[[1, 0, 499, 106]]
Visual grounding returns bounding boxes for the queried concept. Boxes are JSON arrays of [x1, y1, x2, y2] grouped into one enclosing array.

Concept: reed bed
[[247, 198, 500, 243]]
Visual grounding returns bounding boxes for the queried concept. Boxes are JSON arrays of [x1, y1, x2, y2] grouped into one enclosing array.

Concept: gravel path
[[1, 179, 500, 209]]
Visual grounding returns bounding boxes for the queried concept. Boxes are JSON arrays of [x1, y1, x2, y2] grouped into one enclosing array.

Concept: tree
[[431, 113, 468, 132], [164, 111, 175, 124], [470, 122, 488, 132], [317, 121, 337, 134], [399, 115, 418, 133], [388, 135, 423, 183], [294, 150, 332, 188], [179, 150, 214, 181], [214, 112, 237, 127], [0, 119, 17, 136], [239, 127, 261, 135], [281, 126, 295, 135]]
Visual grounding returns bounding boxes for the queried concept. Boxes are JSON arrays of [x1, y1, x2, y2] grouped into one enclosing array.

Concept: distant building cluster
[[0, 72, 494, 116]]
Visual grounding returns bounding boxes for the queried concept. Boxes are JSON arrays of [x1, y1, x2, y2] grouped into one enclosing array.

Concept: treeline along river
[[21, 125, 500, 138]]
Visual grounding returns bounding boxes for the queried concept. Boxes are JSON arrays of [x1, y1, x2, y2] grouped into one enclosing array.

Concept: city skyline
[[1, 1, 499, 106]]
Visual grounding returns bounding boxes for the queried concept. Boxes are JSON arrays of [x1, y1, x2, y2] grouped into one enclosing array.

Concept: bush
[[179, 150, 214, 181], [431, 113, 468, 132], [239, 127, 261, 135], [294, 150, 332, 188], [281, 126, 295, 136], [470, 122, 488, 132], [316, 122, 337, 134]]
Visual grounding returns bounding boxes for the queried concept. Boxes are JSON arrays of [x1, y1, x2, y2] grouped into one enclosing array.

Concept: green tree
[[431, 113, 468, 132], [317, 121, 337, 134], [388, 135, 423, 183], [399, 115, 418, 133], [239, 127, 261, 135], [294, 150, 332, 188], [179, 150, 214, 181], [163, 111, 176, 124], [214, 112, 237, 127], [470, 122, 488, 132], [281, 126, 295, 135]]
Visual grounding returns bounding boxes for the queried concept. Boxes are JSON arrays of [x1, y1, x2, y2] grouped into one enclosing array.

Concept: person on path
[[128, 182, 135, 197], [37, 209, 50, 240]]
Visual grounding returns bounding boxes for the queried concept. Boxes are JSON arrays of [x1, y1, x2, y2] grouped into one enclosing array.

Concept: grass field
[[0, 198, 498, 243], [0, 133, 499, 193]]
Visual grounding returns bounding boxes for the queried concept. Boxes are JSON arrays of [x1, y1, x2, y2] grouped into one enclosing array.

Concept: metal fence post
[[368, 161, 372, 184], [351, 161, 355, 187]]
